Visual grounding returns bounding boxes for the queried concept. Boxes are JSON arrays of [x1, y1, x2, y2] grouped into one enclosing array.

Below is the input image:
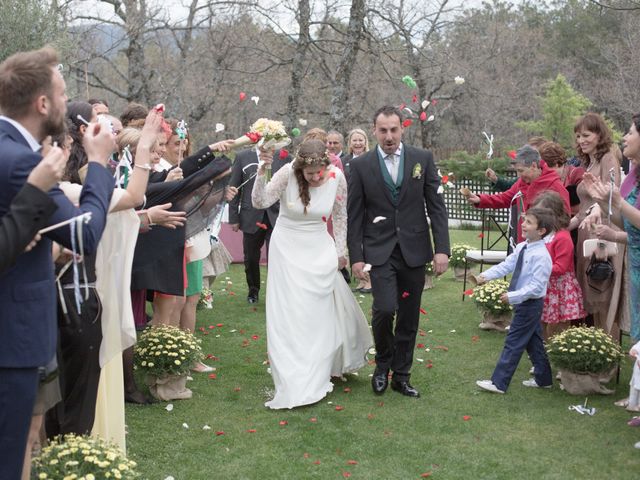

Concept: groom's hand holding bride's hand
[[352, 261, 366, 280], [433, 253, 449, 276]]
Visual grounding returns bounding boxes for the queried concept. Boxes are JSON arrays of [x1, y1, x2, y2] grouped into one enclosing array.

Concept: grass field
[[125, 230, 639, 479]]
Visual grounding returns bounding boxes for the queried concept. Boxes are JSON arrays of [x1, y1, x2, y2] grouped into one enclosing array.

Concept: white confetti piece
[[165, 476, 175, 480], [182, 423, 189, 429], [426, 114, 435, 122], [215, 123, 225, 133], [230, 329, 237, 333], [416, 358, 424, 363], [450, 329, 457, 333], [327, 401, 333, 404], [203, 425, 212, 430], [299, 118, 308, 126], [251, 96, 260, 105], [428, 330, 433, 333], [421, 100, 429, 110], [372, 216, 387, 223], [454, 76, 465, 85], [267, 367, 272, 374], [363, 264, 372, 273], [165, 404, 174, 412], [368, 347, 377, 355], [215, 335, 220, 338]]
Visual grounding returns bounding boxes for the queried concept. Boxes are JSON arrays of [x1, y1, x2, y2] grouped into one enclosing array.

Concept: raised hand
[[138, 108, 163, 153]]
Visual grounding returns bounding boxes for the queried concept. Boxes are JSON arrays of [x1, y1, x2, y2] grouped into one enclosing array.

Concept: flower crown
[[296, 149, 330, 166]]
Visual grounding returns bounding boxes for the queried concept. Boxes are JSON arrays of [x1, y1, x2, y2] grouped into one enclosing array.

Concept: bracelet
[[135, 164, 152, 171]]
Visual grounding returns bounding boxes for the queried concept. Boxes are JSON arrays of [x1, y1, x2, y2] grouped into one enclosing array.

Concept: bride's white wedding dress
[[252, 163, 372, 409]]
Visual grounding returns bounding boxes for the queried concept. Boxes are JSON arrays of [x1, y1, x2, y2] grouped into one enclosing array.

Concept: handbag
[[586, 253, 615, 293]]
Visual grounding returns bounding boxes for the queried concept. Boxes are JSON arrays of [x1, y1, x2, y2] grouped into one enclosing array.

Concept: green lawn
[[126, 230, 639, 479]]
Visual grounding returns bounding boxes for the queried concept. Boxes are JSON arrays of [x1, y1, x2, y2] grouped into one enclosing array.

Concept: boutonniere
[[412, 163, 423, 179]]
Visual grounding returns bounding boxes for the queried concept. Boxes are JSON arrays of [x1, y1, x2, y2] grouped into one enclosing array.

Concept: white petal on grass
[[165, 404, 174, 412], [182, 423, 189, 429]]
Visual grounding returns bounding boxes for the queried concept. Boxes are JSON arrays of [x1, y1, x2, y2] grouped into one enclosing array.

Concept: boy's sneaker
[[476, 380, 505, 394], [522, 378, 552, 389]]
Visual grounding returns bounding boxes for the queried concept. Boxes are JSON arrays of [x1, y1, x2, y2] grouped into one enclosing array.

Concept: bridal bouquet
[[232, 118, 291, 179], [33, 433, 139, 479]]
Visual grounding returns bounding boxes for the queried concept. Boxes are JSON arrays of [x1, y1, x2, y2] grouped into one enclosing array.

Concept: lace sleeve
[[331, 170, 348, 258], [251, 163, 290, 209]]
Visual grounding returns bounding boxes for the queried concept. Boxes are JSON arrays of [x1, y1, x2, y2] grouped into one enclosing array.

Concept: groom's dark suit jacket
[[347, 144, 450, 267]]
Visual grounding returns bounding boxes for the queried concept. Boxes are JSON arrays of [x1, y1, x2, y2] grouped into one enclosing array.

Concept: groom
[[347, 105, 450, 397]]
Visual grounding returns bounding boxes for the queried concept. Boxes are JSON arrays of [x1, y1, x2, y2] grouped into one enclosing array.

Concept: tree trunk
[[286, 0, 311, 128]]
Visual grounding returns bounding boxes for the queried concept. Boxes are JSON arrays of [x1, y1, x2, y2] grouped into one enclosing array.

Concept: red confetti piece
[[434, 345, 449, 351], [208, 373, 217, 379], [246, 429, 256, 433], [199, 327, 205, 332], [309, 417, 317, 423], [322, 216, 327, 222], [402, 119, 413, 128], [508, 150, 517, 159], [419, 308, 427, 315], [279, 420, 288, 426], [463, 415, 472, 421], [471, 335, 480, 343], [401, 292, 410, 299], [217, 323, 223, 327], [478, 232, 485, 238], [343, 472, 352, 478], [335, 405, 344, 411], [228, 291, 236, 296], [239, 92, 246, 101], [464, 289, 474, 296], [208, 325, 215, 329], [313, 460, 321, 465], [420, 111, 427, 122], [279, 149, 289, 159], [251, 335, 259, 340], [421, 473, 432, 478], [412, 94, 418, 103], [256, 222, 268, 230], [343, 387, 351, 393], [417, 343, 425, 348], [347, 460, 358, 465], [426, 363, 433, 368], [215, 431, 224, 436]]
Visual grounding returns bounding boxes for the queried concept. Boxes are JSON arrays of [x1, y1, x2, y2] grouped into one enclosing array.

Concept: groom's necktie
[[508, 245, 527, 292], [385, 154, 399, 183]]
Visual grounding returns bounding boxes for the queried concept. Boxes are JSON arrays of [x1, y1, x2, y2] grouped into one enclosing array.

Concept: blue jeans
[[491, 298, 552, 392]]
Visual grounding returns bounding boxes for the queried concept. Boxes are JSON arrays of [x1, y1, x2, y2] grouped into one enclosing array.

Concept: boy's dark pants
[[491, 298, 552, 392]]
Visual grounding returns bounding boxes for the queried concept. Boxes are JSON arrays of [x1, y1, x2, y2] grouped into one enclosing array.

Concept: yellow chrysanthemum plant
[[546, 326, 624, 374], [134, 325, 203, 377], [32, 433, 139, 479], [449, 243, 472, 268], [471, 279, 513, 314]]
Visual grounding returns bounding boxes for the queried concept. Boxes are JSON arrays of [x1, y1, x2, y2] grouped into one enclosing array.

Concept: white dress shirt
[[377, 145, 403, 183]]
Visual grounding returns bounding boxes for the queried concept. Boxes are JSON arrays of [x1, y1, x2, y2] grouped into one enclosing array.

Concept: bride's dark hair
[[292, 139, 330, 214]]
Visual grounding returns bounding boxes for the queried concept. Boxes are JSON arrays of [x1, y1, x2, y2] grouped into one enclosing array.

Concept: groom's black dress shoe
[[391, 380, 420, 398], [247, 294, 259, 304], [371, 371, 389, 394]]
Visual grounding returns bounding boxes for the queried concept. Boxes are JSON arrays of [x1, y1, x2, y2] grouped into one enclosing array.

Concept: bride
[[252, 139, 372, 409]]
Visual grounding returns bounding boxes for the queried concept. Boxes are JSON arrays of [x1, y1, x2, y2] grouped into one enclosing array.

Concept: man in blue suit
[[0, 47, 115, 479]]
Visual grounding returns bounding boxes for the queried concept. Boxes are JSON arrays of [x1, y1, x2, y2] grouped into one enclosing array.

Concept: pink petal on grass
[[335, 405, 344, 411], [279, 420, 288, 426], [463, 415, 472, 421]]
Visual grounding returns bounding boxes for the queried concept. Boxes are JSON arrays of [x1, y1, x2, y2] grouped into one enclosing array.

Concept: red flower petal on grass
[[217, 323, 224, 327], [239, 329, 246, 334], [313, 460, 321, 465], [463, 415, 472, 421], [367, 413, 375, 419], [434, 345, 449, 351], [420, 111, 427, 122], [241, 339, 250, 347], [215, 431, 224, 436], [419, 308, 427, 315], [228, 291, 236, 296], [464, 289, 474, 296], [247, 429, 256, 433], [418, 329, 426, 337], [417, 343, 425, 348], [402, 119, 413, 128], [203, 332, 209, 335], [256, 222, 268, 230], [233, 387, 241, 392], [342, 472, 352, 478], [426, 363, 433, 369], [335, 405, 344, 411], [208, 325, 215, 329], [309, 417, 317, 423], [279, 420, 288, 426], [347, 460, 358, 465], [471, 335, 480, 343], [251, 335, 259, 340], [279, 149, 289, 160], [421, 473, 432, 478], [401, 292, 410, 299], [508, 150, 517, 159], [344, 387, 351, 393], [199, 327, 205, 332], [209, 373, 217, 379]]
